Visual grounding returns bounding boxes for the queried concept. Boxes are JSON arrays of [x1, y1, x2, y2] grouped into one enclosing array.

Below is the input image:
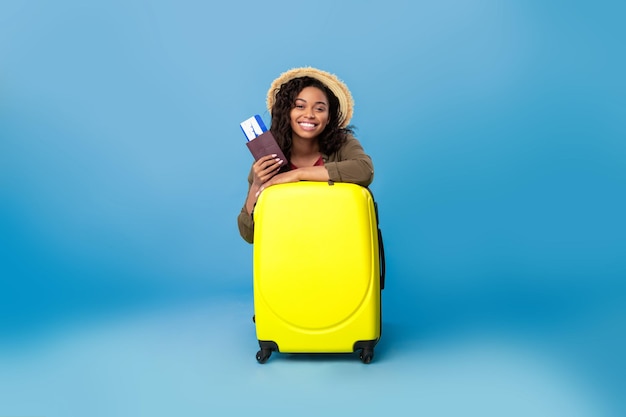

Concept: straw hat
[[266, 67, 354, 128]]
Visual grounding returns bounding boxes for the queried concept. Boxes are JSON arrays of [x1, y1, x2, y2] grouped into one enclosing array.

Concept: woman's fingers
[[252, 154, 284, 184], [261, 154, 284, 170], [258, 154, 283, 169]]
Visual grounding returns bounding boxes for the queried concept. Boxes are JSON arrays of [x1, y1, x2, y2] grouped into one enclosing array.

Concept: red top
[[289, 155, 324, 170]]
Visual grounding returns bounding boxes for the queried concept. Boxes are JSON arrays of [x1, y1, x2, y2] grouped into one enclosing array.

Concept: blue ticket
[[240, 115, 268, 141]]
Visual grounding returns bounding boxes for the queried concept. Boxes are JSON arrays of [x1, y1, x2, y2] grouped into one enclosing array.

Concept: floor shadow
[[267, 351, 365, 364]]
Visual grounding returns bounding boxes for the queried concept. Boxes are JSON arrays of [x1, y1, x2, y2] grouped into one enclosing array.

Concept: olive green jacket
[[237, 135, 374, 243]]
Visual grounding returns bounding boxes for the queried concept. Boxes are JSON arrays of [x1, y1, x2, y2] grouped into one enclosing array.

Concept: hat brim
[[266, 67, 354, 128]]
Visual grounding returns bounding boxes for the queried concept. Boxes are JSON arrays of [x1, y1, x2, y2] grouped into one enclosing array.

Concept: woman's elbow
[[237, 213, 255, 244], [354, 160, 374, 187]]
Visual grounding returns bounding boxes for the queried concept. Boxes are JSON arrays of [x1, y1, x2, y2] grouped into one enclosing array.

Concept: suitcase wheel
[[359, 348, 374, 364], [256, 348, 272, 364]]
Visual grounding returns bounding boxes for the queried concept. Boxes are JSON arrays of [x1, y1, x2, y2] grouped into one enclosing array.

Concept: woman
[[237, 67, 374, 243]]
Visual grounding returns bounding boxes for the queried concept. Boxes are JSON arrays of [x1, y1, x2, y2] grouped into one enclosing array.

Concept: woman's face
[[289, 86, 330, 141]]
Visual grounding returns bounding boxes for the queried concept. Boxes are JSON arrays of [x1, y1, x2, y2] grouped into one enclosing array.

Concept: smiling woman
[[236, 67, 375, 244]]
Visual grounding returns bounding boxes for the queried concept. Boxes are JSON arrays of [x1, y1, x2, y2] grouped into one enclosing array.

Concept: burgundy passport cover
[[245, 131, 287, 163]]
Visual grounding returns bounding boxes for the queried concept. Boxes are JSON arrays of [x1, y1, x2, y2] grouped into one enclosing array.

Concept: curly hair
[[269, 76, 353, 160]]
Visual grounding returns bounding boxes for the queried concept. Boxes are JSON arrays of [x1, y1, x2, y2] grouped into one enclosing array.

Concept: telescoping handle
[[374, 199, 385, 290], [378, 227, 385, 290]]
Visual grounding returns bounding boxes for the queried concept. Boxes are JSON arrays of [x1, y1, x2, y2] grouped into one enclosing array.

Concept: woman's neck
[[291, 136, 320, 158]]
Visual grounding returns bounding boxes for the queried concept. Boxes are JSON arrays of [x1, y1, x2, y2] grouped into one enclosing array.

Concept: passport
[[245, 131, 287, 164], [241, 115, 287, 164]]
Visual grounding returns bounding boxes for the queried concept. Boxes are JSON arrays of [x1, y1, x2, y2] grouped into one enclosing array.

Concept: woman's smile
[[298, 121, 318, 131]]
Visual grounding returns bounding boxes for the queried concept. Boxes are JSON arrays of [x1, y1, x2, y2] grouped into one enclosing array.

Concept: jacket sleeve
[[324, 136, 374, 187], [236, 168, 255, 243]]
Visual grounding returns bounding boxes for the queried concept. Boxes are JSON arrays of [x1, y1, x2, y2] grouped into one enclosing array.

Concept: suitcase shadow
[[278, 352, 366, 363]]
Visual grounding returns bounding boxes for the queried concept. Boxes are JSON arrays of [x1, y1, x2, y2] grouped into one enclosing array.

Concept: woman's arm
[[325, 136, 374, 187], [237, 154, 284, 243], [257, 165, 329, 191], [237, 203, 255, 244], [257, 136, 374, 192]]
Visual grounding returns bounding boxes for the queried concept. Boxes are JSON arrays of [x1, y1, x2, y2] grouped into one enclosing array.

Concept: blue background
[[1, 0, 624, 416]]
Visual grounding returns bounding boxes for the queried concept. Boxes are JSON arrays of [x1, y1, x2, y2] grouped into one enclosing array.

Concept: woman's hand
[[252, 154, 284, 187], [256, 170, 301, 195], [255, 166, 330, 197]]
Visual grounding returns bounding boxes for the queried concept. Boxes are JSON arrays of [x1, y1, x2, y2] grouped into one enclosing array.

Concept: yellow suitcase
[[252, 181, 385, 363]]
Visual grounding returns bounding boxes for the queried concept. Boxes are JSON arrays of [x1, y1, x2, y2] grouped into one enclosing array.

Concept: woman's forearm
[[294, 166, 331, 182]]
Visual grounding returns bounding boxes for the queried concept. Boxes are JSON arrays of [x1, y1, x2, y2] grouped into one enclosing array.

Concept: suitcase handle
[[378, 228, 386, 290], [373, 199, 385, 290]]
